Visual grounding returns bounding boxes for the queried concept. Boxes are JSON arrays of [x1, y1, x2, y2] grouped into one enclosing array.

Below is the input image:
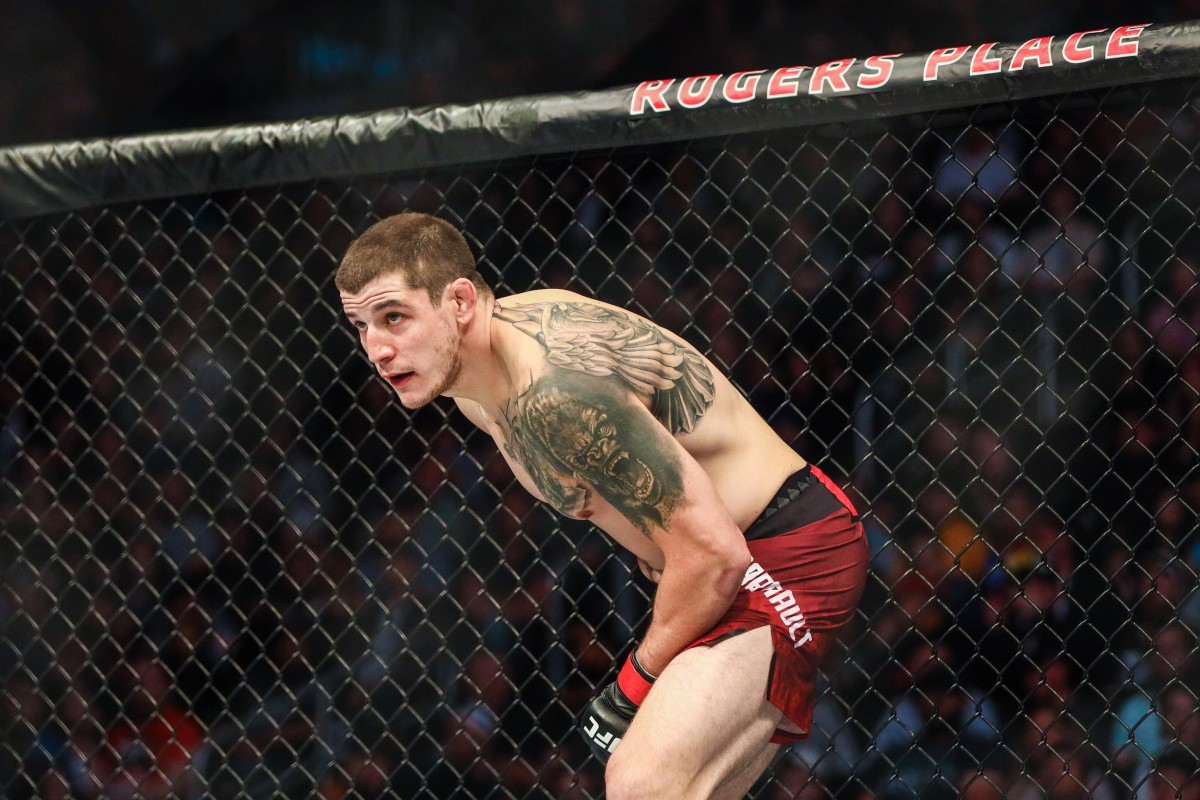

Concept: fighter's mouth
[[386, 371, 414, 388]]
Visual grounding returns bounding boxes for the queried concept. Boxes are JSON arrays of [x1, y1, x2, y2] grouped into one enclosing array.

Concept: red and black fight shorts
[[685, 463, 867, 743]]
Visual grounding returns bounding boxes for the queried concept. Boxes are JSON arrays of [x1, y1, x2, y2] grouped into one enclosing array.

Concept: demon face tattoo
[[504, 373, 682, 535]]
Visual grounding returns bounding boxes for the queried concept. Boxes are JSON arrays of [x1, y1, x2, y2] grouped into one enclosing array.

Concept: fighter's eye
[[386, 312, 404, 324], [352, 320, 367, 330]]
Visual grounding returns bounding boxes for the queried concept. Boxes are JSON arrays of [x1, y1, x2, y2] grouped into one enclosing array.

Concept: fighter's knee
[[605, 748, 649, 800], [605, 750, 692, 800]]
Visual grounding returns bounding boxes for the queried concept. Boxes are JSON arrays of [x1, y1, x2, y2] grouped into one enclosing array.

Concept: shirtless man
[[336, 212, 868, 799]]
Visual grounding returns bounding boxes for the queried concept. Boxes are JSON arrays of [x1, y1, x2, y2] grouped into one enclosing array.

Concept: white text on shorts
[[742, 562, 813, 648]]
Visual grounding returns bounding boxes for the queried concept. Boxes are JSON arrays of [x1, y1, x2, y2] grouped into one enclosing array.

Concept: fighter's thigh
[[607, 626, 782, 797], [710, 740, 782, 800]]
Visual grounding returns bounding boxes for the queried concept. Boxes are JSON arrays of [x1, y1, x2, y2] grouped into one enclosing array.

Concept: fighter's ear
[[445, 277, 479, 320]]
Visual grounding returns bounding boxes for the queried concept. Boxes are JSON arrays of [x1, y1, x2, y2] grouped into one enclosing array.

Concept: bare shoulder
[[500, 288, 587, 306], [498, 289, 666, 332], [454, 397, 493, 431], [493, 290, 717, 435]]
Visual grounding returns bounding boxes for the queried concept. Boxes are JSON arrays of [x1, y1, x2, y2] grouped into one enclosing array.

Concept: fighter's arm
[[502, 368, 750, 677]]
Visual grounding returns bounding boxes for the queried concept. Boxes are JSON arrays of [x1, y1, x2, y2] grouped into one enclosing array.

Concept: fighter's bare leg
[[710, 740, 781, 800], [605, 626, 785, 800]]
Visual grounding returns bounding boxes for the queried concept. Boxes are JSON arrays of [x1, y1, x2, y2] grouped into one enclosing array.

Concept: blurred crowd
[[3, 27, 1200, 800]]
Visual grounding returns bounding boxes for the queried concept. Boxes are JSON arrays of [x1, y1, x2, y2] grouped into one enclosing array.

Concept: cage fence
[[2, 22, 1200, 800]]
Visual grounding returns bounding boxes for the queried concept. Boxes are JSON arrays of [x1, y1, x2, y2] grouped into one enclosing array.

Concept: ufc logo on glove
[[584, 715, 622, 754]]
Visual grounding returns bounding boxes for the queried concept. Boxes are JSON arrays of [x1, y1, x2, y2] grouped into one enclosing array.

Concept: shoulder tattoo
[[503, 371, 683, 535], [494, 301, 715, 434]]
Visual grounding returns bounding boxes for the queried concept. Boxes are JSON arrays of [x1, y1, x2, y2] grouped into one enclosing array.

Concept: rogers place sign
[[628, 24, 1150, 116]]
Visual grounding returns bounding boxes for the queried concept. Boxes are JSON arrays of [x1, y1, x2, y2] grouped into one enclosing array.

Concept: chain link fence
[[3, 25, 1200, 800]]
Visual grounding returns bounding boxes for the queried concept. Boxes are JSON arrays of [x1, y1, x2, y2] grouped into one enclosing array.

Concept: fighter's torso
[[456, 289, 806, 567]]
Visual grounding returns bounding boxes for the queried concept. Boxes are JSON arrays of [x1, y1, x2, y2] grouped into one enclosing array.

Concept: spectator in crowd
[[855, 649, 1001, 800], [786, 672, 866, 794], [426, 648, 539, 797], [929, 126, 1024, 212], [1001, 181, 1112, 295], [1107, 622, 1199, 793], [957, 560, 1079, 720], [351, 526, 459, 744], [1158, 684, 1200, 760], [762, 753, 832, 799], [93, 650, 204, 800], [1143, 256, 1200, 365], [318, 743, 397, 799], [1148, 746, 1200, 800], [35, 679, 102, 800], [1010, 708, 1114, 800], [955, 767, 1014, 800]]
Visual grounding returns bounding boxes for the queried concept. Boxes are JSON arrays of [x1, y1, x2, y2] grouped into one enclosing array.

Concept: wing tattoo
[[494, 301, 715, 433]]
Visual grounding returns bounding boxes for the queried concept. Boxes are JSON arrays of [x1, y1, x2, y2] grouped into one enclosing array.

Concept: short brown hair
[[335, 212, 491, 300]]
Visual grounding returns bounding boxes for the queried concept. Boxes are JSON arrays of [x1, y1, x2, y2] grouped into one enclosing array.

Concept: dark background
[[2, 0, 1197, 147]]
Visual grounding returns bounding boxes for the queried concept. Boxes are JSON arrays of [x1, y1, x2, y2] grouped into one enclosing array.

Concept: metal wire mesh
[[3, 83, 1200, 800]]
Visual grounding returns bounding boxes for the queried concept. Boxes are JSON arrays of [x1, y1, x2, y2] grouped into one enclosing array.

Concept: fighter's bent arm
[[503, 368, 750, 677]]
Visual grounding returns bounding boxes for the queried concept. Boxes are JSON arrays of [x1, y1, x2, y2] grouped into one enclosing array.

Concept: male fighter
[[336, 212, 867, 799]]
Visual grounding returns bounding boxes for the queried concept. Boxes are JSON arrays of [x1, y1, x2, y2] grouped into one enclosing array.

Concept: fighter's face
[[340, 274, 463, 409]]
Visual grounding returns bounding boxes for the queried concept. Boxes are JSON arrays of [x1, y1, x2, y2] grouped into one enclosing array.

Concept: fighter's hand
[[579, 651, 656, 762], [637, 558, 663, 584]]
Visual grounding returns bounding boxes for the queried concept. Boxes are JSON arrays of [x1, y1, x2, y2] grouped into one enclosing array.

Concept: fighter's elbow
[[713, 543, 752, 601], [662, 507, 752, 599]]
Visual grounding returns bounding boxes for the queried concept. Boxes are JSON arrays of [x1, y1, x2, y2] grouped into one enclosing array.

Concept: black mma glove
[[580, 650, 656, 762]]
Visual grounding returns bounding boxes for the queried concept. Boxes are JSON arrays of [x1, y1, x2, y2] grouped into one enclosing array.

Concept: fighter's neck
[[444, 297, 531, 409]]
